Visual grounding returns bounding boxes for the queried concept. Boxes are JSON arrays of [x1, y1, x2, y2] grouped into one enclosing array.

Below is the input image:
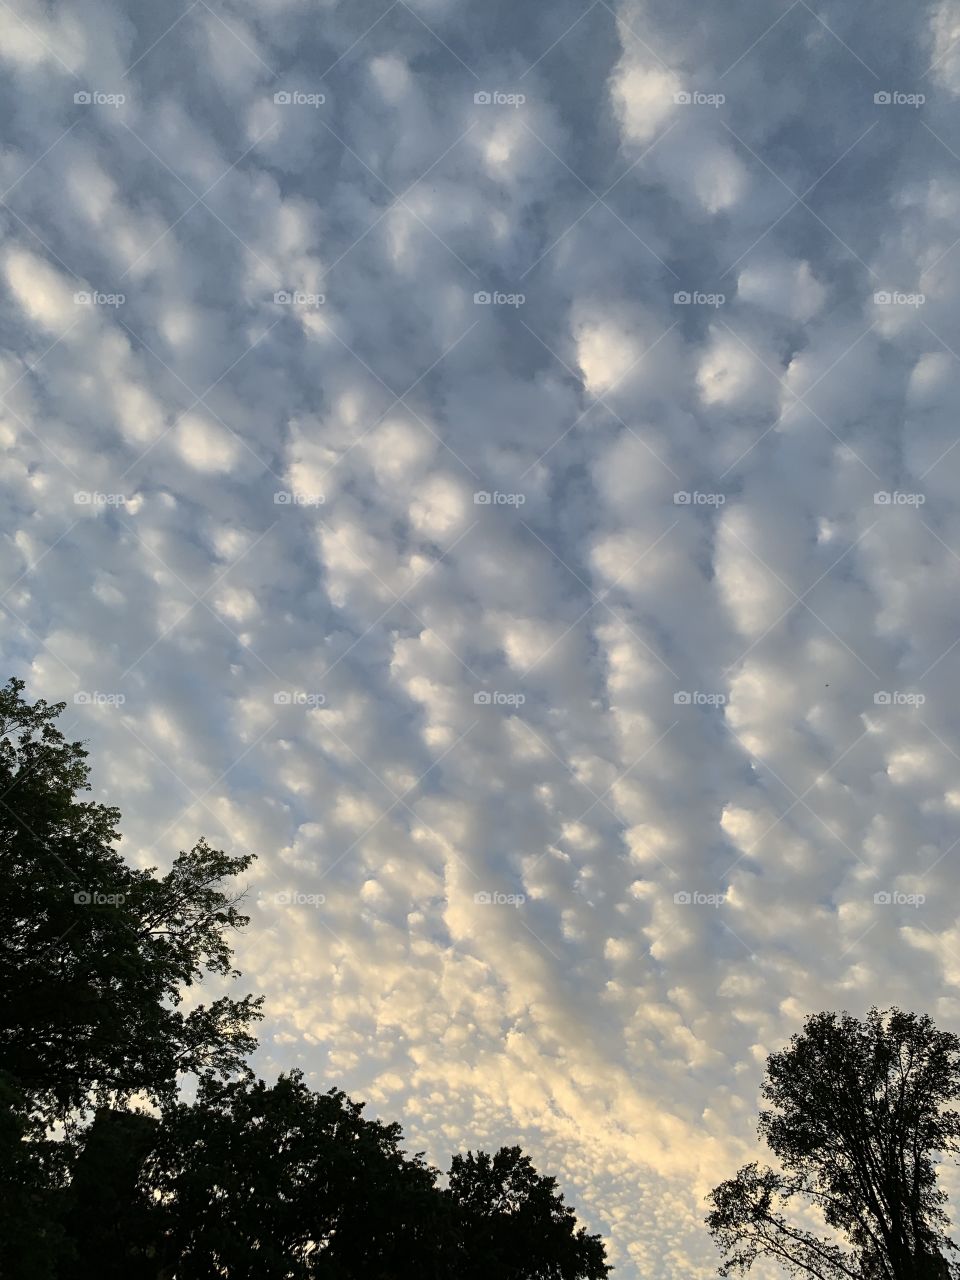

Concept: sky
[[3, 0, 960, 1274]]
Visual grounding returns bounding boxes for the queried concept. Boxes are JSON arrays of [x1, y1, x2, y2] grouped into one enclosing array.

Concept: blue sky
[[3, 0, 960, 1273]]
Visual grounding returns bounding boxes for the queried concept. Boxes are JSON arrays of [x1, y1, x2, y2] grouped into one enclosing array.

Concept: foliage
[[707, 1007, 960, 1279]]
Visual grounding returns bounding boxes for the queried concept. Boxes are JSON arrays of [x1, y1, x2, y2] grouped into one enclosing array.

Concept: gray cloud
[[3, 0, 960, 1273]]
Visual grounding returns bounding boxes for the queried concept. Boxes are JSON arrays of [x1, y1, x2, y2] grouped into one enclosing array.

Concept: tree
[[141, 1071, 454, 1279], [706, 1008, 960, 1279], [0, 677, 262, 1125], [448, 1146, 611, 1279]]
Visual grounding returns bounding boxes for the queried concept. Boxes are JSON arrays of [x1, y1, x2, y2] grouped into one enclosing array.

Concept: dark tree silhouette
[[0, 677, 262, 1127], [707, 1008, 960, 1279], [143, 1071, 453, 1279], [448, 1146, 611, 1279]]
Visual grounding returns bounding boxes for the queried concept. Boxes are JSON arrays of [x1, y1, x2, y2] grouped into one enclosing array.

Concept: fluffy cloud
[[1, 1, 957, 1275]]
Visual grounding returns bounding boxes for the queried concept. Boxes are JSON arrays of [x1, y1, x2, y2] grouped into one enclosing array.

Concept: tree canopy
[[707, 1007, 960, 1279]]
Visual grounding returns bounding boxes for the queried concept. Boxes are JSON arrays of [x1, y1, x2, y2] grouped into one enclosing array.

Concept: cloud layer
[[4, 0, 960, 1272]]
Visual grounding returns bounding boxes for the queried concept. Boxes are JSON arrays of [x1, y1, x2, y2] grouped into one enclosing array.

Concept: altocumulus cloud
[[3, 0, 960, 1273]]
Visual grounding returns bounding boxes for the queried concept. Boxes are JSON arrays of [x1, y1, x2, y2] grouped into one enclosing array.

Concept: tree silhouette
[[448, 1146, 611, 1279], [0, 677, 262, 1127], [707, 1007, 960, 1279]]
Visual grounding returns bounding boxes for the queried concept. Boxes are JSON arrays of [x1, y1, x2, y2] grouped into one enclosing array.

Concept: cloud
[[2, 0, 958, 1274]]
